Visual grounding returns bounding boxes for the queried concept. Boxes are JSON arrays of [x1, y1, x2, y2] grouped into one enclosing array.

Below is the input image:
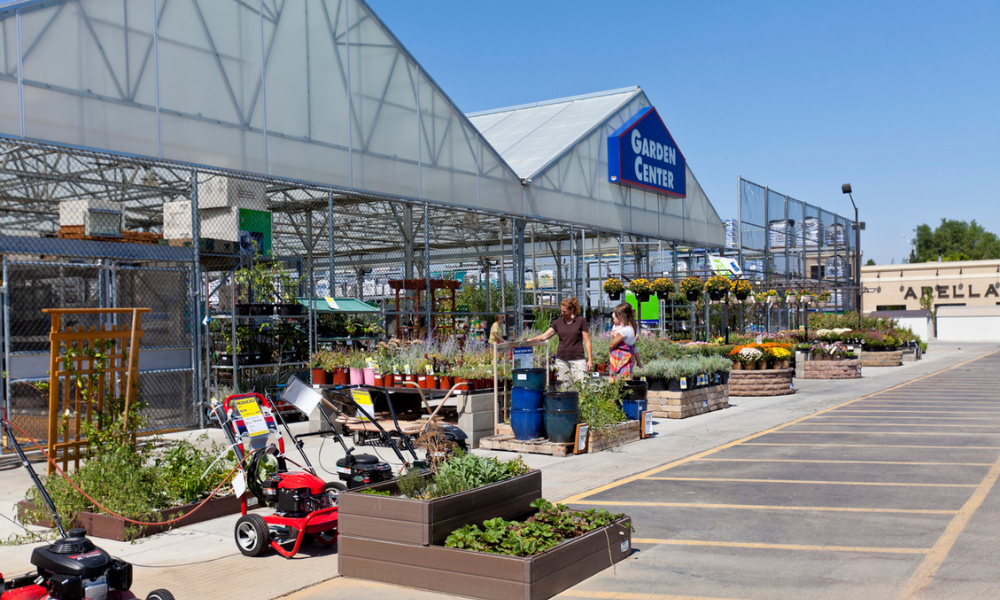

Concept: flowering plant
[[628, 278, 652, 294], [731, 279, 753, 298], [603, 278, 625, 294], [737, 347, 763, 363], [679, 276, 704, 296], [650, 278, 675, 294], [705, 275, 731, 294], [770, 347, 792, 361], [764, 289, 779, 297], [817, 290, 831, 301]]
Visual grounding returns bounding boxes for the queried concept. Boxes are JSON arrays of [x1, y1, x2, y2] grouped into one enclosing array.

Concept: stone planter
[[802, 358, 861, 379], [728, 368, 794, 396], [17, 494, 241, 542], [337, 470, 542, 546], [860, 350, 903, 367], [647, 384, 729, 419], [338, 517, 632, 600]]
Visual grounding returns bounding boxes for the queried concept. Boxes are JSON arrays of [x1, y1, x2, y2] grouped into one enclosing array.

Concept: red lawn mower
[[0, 409, 173, 600]]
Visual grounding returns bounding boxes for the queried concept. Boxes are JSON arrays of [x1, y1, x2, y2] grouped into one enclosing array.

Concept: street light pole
[[842, 184, 861, 329]]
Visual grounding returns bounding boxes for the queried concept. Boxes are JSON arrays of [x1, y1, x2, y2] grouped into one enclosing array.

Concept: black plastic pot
[[544, 389, 579, 411], [276, 303, 304, 316], [647, 378, 667, 392], [544, 409, 579, 444], [218, 353, 233, 366], [685, 290, 701, 302], [235, 304, 254, 316], [622, 378, 647, 401]]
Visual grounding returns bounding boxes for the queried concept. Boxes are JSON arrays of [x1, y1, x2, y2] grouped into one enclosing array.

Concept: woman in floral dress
[[609, 303, 642, 380]]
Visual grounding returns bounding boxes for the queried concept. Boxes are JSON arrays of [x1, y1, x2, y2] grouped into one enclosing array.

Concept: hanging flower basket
[[731, 279, 753, 300], [767, 296, 781, 305], [708, 290, 726, 302], [679, 276, 703, 302], [603, 277, 625, 296], [636, 292, 651, 303], [609, 291, 622, 301]]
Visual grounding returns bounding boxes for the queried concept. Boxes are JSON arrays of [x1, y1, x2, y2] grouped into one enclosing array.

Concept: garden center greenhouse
[[0, 0, 725, 442]]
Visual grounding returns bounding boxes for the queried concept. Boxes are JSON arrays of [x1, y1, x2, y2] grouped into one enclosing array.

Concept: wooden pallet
[[478, 434, 573, 457], [58, 225, 163, 245]]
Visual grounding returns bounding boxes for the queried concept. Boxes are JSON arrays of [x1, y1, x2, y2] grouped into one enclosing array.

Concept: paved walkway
[[0, 342, 995, 600]]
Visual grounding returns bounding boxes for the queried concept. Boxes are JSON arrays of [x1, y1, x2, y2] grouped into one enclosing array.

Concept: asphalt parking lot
[[561, 350, 1000, 600]]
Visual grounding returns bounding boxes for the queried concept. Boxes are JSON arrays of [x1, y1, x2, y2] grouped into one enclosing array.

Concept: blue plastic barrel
[[510, 408, 545, 440], [544, 409, 579, 444], [543, 389, 579, 411], [621, 399, 648, 421], [511, 387, 544, 410], [512, 368, 547, 390]]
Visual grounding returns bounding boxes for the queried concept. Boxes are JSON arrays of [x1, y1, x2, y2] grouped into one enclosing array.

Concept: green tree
[[865, 258, 876, 266], [911, 219, 1000, 263]]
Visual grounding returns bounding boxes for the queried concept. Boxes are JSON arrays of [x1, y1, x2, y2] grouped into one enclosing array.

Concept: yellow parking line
[[633, 538, 931, 555], [791, 422, 1000, 428], [559, 591, 749, 600], [830, 410, 1000, 414], [558, 351, 997, 505], [698, 458, 993, 466], [899, 451, 1000, 598], [772, 430, 1000, 436], [743, 443, 1000, 449], [643, 477, 976, 488], [573, 501, 959, 515], [808, 415, 1000, 420]]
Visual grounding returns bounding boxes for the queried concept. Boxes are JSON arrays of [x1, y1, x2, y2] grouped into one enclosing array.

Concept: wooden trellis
[[44, 308, 150, 474]]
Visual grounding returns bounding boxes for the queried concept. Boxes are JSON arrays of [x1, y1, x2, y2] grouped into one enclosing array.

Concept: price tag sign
[[231, 397, 269, 438], [351, 388, 375, 421], [512, 346, 534, 369], [404, 364, 411, 375], [365, 357, 374, 370], [425, 364, 434, 375], [232, 471, 247, 499]]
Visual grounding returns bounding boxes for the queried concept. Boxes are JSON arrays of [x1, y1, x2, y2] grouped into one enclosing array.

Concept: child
[[609, 302, 642, 380]]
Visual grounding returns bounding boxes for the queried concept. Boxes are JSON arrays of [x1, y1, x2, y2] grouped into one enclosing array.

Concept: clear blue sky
[[369, 0, 999, 265]]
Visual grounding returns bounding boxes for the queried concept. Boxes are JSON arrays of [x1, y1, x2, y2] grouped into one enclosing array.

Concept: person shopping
[[609, 302, 642, 380], [489, 314, 506, 344], [529, 297, 592, 384]]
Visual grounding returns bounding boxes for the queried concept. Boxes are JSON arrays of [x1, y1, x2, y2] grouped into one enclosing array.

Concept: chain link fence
[[0, 138, 728, 451]]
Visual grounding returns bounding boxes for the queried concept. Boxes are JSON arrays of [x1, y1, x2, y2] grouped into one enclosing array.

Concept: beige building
[[862, 259, 1000, 312]]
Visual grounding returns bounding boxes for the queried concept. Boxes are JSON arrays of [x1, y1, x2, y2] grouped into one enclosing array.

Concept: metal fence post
[[190, 169, 204, 426]]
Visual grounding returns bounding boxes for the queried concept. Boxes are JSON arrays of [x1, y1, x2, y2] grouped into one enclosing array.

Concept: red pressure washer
[[211, 392, 341, 558], [0, 409, 173, 600]]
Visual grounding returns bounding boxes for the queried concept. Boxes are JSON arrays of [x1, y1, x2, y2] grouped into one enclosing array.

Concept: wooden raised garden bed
[[588, 420, 641, 452], [339, 517, 632, 600], [337, 470, 542, 546], [17, 494, 241, 542]]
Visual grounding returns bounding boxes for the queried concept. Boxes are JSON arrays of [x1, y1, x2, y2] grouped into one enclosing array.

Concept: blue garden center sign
[[607, 107, 686, 197]]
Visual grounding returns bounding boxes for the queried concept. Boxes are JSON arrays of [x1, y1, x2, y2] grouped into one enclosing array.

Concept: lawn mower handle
[[0, 408, 68, 538]]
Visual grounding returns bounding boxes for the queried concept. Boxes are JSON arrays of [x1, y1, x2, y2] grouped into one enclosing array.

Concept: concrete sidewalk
[[1, 341, 996, 600]]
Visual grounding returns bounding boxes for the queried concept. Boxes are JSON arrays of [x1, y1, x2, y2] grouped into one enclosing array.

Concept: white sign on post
[[512, 346, 534, 370]]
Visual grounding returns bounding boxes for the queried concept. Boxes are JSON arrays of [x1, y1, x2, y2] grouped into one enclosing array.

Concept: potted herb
[[679, 276, 704, 302]]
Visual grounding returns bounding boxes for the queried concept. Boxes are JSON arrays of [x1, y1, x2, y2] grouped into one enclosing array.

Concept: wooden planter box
[[17, 494, 241, 542], [339, 517, 632, 600], [337, 470, 542, 546], [588, 420, 641, 452]]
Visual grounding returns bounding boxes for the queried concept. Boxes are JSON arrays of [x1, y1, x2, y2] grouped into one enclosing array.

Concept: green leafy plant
[[360, 489, 393, 496], [444, 498, 630, 557], [394, 451, 528, 500]]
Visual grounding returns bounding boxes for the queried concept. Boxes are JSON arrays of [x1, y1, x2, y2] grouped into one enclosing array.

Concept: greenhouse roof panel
[[467, 87, 641, 179]]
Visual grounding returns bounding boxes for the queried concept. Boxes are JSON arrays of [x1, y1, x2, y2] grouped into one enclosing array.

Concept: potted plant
[[705, 275, 731, 302], [771, 346, 792, 369], [798, 289, 813, 304], [651, 278, 675, 301], [311, 350, 331, 384], [679, 276, 704, 302], [731, 278, 752, 301], [765, 289, 781, 304], [628, 278, 652, 303], [275, 269, 305, 316], [603, 277, 625, 301], [816, 290, 832, 307]]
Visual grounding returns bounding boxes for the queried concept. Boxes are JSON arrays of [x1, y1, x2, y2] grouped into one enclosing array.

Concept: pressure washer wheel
[[146, 590, 176, 600], [235, 513, 271, 557]]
